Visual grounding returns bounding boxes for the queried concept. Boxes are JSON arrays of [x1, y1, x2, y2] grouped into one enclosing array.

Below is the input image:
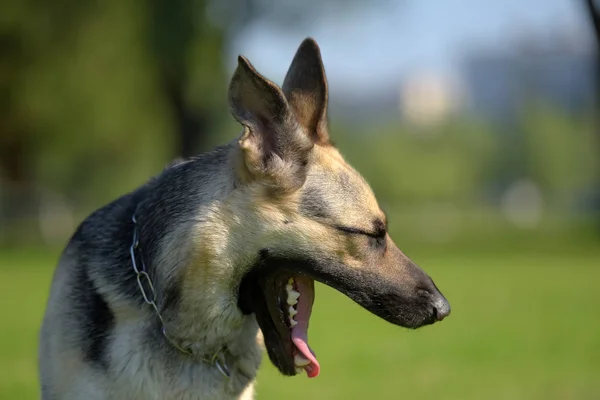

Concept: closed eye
[[335, 225, 386, 239]]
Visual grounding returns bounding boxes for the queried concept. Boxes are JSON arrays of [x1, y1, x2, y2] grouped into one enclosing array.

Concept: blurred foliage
[[519, 104, 599, 206], [0, 0, 597, 246], [0, 0, 386, 205], [337, 118, 496, 205], [333, 107, 598, 213]]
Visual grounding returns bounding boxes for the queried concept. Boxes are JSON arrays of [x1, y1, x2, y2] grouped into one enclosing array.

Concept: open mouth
[[238, 258, 320, 378], [238, 266, 321, 378], [237, 253, 449, 379], [284, 276, 320, 377]]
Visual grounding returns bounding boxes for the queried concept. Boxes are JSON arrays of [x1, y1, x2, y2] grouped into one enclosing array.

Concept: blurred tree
[[147, 0, 393, 157], [585, 0, 600, 86], [147, 0, 226, 158], [0, 0, 92, 238], [1, 0, 89, 174], [0, 0, 387, 243]]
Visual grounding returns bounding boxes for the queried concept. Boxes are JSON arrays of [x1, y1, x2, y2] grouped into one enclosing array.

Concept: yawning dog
[[38, 37, 450, 400]]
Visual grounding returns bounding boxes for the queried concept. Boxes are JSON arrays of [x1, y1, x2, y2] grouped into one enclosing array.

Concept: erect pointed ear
[[229, 55, 313, 192], [282, 38, 330, 145]]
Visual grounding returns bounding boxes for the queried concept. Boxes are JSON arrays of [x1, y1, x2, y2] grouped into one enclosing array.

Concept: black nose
[[432, 294, 451, 321]]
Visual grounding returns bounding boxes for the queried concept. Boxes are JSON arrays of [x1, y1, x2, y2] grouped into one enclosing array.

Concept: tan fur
[[39, 37, 449, 400]]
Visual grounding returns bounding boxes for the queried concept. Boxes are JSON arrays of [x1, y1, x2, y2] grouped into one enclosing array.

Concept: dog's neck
[[128, 210, 262, 379]]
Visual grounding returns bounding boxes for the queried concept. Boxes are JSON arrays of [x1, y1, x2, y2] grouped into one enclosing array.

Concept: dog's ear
[[282, 37, 330, 145], [229, 55, 313, 193]]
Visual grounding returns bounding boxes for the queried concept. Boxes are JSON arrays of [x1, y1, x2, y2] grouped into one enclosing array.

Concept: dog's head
[[196, 38, 450, 379]]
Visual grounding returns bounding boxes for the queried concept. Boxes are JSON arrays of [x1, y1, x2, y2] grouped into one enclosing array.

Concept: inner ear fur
[[282, 37, 330, 145], [228, 55, 313, 193]]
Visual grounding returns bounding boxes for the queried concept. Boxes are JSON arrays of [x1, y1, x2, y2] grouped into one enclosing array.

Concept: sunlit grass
[[1, 245, 599, 399]]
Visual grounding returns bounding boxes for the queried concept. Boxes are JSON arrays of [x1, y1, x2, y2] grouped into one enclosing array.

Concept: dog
[[38, 37, 450, 400]]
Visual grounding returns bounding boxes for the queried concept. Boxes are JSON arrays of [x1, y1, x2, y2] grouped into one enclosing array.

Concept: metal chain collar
[[130, 214, 231, 379]]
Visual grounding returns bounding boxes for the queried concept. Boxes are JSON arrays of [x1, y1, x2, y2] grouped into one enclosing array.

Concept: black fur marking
[[162, 280, 182, 312], [300, 186, 331, 219], [373, 218, 387, 236], [72, 192, 145, 305], [259, 248, 270, 259], [74, 268, 115, 370]]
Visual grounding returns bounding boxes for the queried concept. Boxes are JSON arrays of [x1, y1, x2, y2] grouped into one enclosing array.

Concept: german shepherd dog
[[38, 38, 450, 399]]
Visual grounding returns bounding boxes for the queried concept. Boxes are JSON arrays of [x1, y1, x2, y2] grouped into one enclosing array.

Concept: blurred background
[[1, 0, 599, 399]]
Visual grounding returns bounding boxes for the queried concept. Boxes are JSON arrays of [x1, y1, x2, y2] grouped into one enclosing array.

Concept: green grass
[[1, 245, 599, 399]]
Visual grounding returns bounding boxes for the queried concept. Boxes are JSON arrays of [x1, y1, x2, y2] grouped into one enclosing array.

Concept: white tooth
[[289, 318, 298, 327], [294, 354, 311, 367], [295, 367, 304, 374], [288, 306, 297, 317], [286, 283, 293, 292], [287, 290, 300, 305]]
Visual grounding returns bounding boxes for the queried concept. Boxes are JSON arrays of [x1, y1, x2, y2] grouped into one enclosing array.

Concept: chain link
[[130, 214, 230, 378]]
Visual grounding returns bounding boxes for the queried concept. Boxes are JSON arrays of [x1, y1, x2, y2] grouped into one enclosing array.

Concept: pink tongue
[[291, 277, 320, 378]]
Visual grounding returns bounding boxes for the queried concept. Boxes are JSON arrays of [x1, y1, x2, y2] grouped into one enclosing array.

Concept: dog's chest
[[104, 322, 263, 400], [106, 350, 258, 400]]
